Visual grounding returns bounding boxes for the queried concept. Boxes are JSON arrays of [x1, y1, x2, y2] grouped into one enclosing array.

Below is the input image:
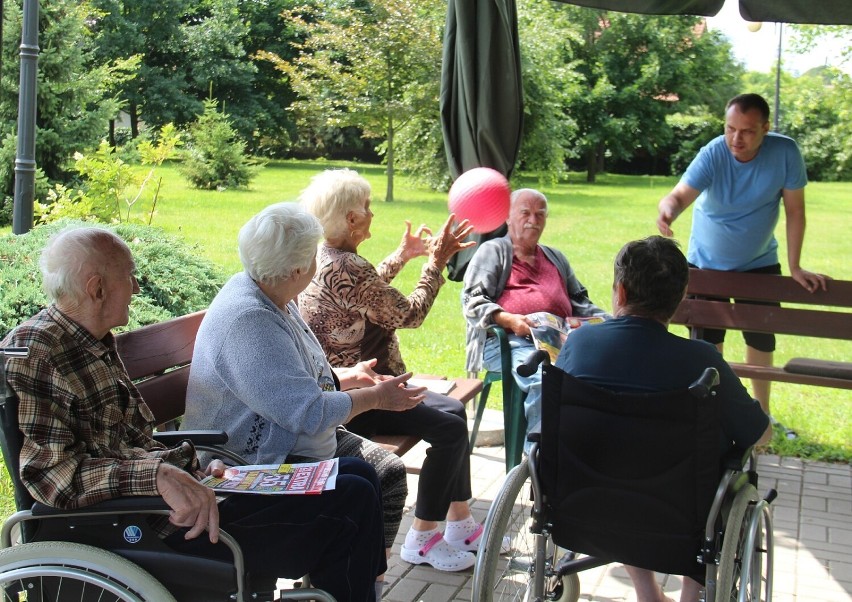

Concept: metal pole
[[773, 23, 782, 132], [12, 0, 39, 235]]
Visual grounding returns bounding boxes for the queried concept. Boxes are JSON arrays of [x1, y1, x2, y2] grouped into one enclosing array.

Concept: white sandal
[[400, 532, 475, 572], [443, 522, 484, 552]]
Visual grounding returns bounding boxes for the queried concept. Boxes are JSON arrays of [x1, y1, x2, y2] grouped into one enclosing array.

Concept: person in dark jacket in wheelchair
[[556, 235, 771, 602], [1, 226, 387, 601]]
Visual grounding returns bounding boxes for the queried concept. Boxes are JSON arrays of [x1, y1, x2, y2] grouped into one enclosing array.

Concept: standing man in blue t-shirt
[[656, 93, 828, 429]]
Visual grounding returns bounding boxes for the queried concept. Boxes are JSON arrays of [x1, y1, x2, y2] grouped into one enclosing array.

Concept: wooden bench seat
[[115, 311, 482, 468], [670, 268, 852, 390]]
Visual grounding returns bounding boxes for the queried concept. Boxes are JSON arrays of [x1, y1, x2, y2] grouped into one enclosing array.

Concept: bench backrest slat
[[115, 310, 206, 380], [115, 310, 206, 427], [672, 300, 852, 340], [133, 366, 191, 426], [685, 268, 852, 307]]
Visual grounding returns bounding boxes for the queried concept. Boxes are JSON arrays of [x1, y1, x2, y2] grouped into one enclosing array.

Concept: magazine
[[200, 458, 339, 495], [527, 311, 604, 363], [406, 377, 456, 395]]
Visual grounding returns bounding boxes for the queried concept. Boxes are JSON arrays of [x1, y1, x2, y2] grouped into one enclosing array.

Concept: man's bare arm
[[782, 188, 828, 292], [657, 182, 700, 237]]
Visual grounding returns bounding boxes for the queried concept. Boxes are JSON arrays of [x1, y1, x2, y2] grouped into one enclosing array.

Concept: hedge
[[1, 220, 227, 337]]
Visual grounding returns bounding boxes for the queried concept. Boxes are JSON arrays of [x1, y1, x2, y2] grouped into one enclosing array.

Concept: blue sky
[[706, 0, 850, 75]]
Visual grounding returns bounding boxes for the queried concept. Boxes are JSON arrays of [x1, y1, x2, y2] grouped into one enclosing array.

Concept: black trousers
[[346, 391, 472, 521], [165, 457, 386, 601]]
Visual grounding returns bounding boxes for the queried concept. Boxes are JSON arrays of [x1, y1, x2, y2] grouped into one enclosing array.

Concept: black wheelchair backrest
[[539, 364, 722, 578]]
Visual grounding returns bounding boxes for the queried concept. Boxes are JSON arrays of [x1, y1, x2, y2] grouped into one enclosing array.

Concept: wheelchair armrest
[[32, 495, 170, 517], [721, 445, 752, 471], [154, 430, 229, 446]]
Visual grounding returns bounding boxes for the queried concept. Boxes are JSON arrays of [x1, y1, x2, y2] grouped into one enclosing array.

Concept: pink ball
[[448, 167, 511, 233]]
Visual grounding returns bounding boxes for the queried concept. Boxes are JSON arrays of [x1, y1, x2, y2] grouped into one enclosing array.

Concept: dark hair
[[726, 93, 770, 123], [613, 236, 688, 322]]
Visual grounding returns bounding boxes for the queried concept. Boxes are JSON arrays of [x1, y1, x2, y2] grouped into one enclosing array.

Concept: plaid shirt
[[1, 305, 199, 516]]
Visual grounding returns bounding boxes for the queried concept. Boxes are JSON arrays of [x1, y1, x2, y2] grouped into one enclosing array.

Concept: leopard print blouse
[[298, 244, 444, 376]]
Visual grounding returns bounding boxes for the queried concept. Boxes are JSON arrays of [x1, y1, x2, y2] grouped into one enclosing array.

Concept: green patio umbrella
[[440, 0, 522, 279]]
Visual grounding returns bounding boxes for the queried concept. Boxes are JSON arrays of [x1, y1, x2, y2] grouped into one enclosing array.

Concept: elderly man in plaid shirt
[[1, 226, 387, 601]]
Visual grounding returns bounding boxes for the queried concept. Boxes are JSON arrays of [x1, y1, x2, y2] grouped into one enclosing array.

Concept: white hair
[[299, 168, 371, 241], [510, 188, 548, 213], [39, 226, 128, 303], [238, 202, 323, 284]]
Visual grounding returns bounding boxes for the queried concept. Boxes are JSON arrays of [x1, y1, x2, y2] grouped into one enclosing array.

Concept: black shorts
[[688, 263, 781, 353]]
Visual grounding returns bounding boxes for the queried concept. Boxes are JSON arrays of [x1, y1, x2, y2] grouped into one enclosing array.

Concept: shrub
[[179, 99, 264, 190], [35, 125, 182, 225], [0, 220, 227, 337]]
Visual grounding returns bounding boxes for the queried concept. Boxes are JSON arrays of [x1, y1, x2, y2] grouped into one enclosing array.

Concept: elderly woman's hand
[[335, 358, 394, 390], [345, 372, 426, 421], [427, 214, 476, 270], [398, 220, 433, 262], [373, 373, 427, 412]]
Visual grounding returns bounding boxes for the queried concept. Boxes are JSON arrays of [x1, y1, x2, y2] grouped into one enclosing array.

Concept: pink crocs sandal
[[443, 522, 484, 552], [400, 532, 476, 572]]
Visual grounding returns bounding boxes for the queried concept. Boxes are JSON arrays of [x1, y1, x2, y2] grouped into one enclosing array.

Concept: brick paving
[[380, 436, 852, 602]]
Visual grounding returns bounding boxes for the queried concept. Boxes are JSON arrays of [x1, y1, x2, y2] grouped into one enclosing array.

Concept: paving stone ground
[[379, 437, 851, 602]]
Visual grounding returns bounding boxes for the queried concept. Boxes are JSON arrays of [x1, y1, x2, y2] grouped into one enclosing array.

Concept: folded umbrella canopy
[[440, 0, 852, 279]]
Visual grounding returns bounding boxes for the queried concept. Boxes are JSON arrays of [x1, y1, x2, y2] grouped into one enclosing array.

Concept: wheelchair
[[472, 351, 776, 602], [0, 347, 335, 602]]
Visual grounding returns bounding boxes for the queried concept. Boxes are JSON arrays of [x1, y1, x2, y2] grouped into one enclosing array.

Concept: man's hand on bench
[[790, 266, 829, 293]]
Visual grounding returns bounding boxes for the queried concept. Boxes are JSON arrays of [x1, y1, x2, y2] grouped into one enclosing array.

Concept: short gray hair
[[40, 226, 128, 303], [510, 188, 548, 213], [299, 168, 371, 241], [238, 202, 323, 284]]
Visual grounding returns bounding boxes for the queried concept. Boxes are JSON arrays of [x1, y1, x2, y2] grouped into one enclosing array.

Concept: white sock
[[444, 515, 477, 541], [404, 527, 440, 550]]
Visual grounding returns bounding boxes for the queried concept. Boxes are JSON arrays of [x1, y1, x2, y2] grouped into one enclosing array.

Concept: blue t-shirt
[[683, 133, 807, 271], [556, 316, 768, 451]]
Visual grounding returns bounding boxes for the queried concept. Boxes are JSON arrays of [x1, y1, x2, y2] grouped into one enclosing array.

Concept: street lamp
[[12, 0, 39, 234], [773, 23, 782, 131], [745, 21, 782, 132]]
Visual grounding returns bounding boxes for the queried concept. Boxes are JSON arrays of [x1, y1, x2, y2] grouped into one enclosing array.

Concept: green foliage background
[[0, 220, 227, 337]]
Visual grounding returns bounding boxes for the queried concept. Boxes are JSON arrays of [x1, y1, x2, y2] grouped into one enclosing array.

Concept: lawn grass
[[4, 160, 850, 464], [143, 160, 851, 462]]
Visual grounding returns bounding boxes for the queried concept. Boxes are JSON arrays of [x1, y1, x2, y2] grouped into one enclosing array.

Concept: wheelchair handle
[[0, 348, 29, 357], [688, 367, 719, 398], [1, 347, 30, 403], [517, 349, 550, 377]]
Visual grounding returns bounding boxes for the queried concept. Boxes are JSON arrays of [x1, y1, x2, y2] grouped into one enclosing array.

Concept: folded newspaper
[[527, 311, 604, 363], [201, 458, 339, 495]]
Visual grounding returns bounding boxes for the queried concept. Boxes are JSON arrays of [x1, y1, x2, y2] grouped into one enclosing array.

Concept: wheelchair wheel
[[472, 460, 580, 602], [0, 541, 176, 602], [716, 484, 771, 602]]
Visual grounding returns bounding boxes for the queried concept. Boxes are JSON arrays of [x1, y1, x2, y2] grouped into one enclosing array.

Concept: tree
[[88, 0, 196, 139], [515, 0, 584, 183], [179, 98, 262, 190], [775, 68, 852, 181], [88, 0, 260, 145], [259, 0, 444, 201], [556, 7, 742, 182]]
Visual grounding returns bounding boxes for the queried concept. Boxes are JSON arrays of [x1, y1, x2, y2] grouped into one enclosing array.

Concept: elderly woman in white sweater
[[182, 202, 427, 587]]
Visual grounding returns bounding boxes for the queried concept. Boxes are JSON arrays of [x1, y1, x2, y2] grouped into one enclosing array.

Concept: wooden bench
[[670, 268, 852, 390], [114, 311, 482, 469]]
